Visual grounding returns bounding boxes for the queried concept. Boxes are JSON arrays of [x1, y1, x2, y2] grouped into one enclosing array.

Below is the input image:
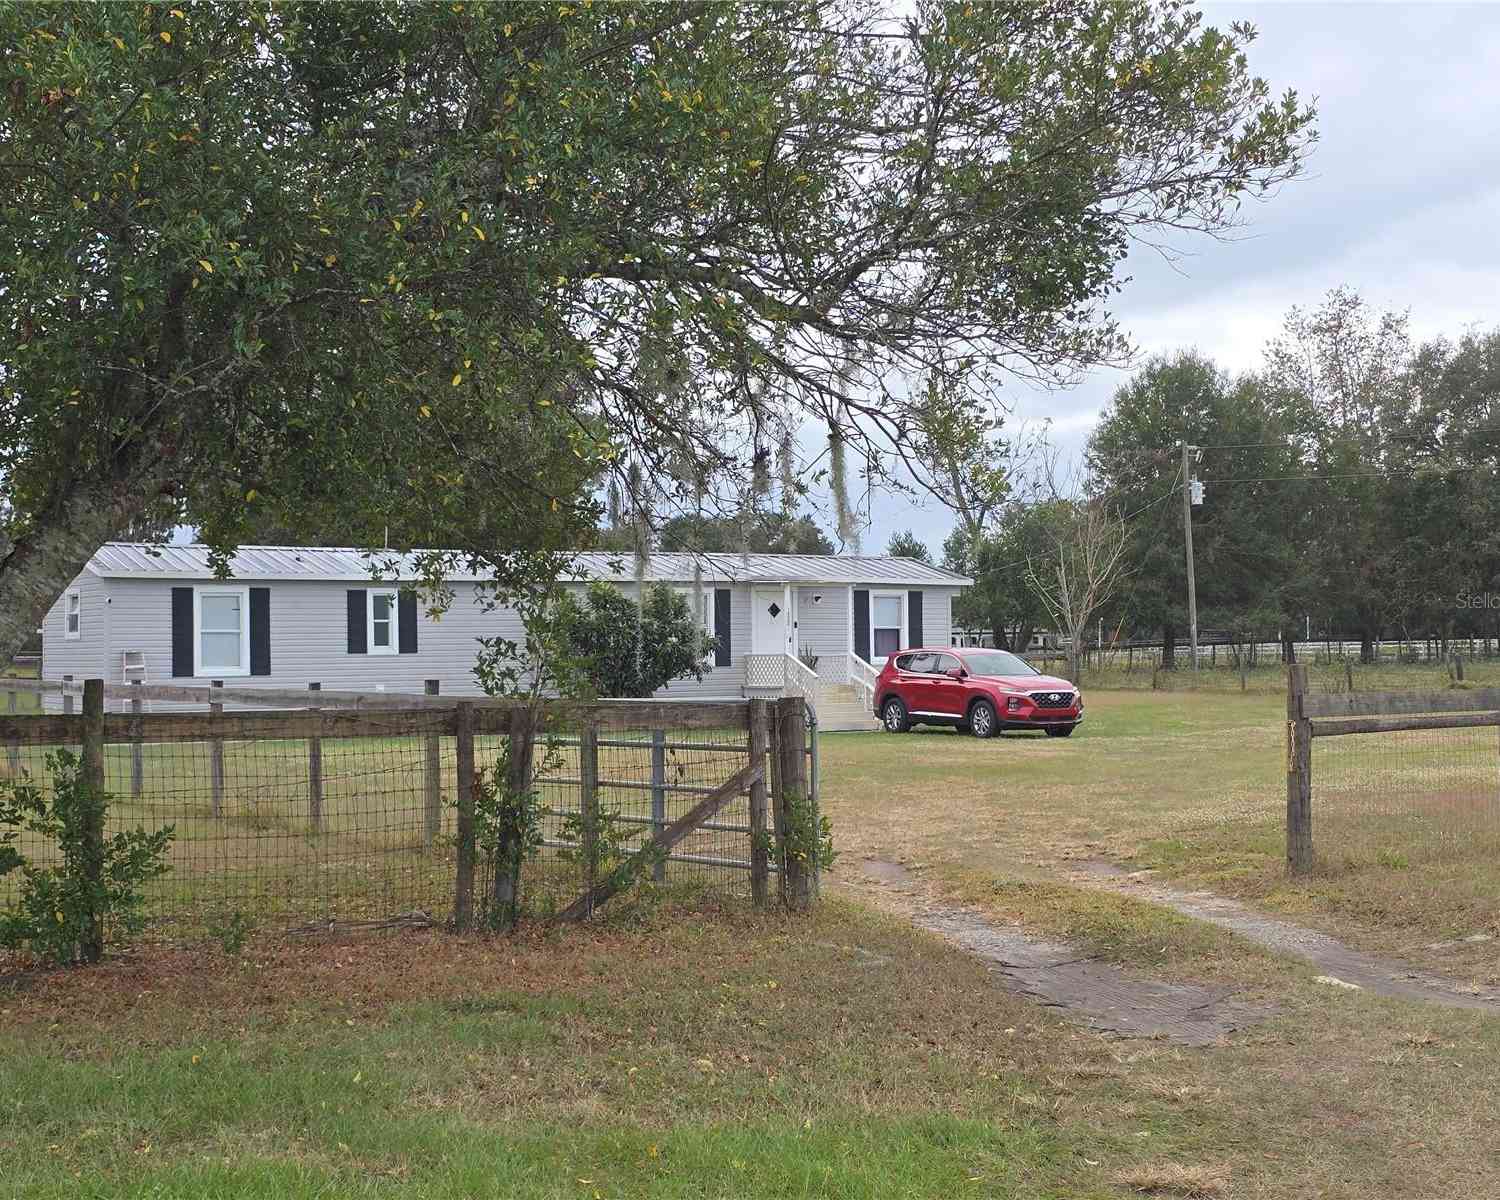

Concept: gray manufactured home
[[41, 544, 971, 730]]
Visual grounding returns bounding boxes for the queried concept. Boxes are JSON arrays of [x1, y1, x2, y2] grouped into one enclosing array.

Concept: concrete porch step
[[814, 702, 880, 732]]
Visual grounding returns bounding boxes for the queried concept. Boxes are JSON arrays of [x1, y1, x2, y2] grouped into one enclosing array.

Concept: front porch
[[742, 651, 881, 732]]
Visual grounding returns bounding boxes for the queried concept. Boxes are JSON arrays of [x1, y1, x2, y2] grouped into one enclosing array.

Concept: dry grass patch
[[1116, 1161, 1230, 1197]]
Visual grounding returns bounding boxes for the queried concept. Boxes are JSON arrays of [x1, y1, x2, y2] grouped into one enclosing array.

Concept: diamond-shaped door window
[[767, 602, 781, 618]]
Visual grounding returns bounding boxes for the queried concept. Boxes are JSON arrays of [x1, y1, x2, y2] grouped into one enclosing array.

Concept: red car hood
[[975, 673, 1076, 692]]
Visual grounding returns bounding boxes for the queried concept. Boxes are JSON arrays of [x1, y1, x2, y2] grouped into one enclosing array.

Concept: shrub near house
[[557, 582, 715, 698]]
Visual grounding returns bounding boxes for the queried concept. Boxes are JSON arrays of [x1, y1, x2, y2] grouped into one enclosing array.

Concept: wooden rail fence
[[0, 679, 820, 927], [1285, 664, 1500, 874]]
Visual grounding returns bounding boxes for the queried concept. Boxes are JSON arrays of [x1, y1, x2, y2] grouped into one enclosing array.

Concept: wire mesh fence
[[1311, 725, 1500, 868], [1, 683, 812, 944], [1289, 665, 1500, 872]]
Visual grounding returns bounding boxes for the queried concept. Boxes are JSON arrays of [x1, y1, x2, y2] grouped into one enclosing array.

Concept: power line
[[1100, 428, 1500, 456], [1199, 427, 1500, 449], [1202, 464, 1500, 484]]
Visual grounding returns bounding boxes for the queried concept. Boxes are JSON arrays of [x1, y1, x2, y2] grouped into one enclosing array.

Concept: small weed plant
[[0, 751, 173, 964]]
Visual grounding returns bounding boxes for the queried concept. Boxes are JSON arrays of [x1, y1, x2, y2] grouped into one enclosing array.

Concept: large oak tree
[[0, 0, 1313, 663]]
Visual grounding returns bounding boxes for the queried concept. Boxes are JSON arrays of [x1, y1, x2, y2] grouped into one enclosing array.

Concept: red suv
[[874, 648, 1083, 739]]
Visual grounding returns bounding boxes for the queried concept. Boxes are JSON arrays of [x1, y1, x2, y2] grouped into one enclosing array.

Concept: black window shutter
[[713, 588, 732, 667], [398, 590, 418, 654], [908, 590, 924, 650], [347, 589, 367, 654], [171, 587, 194, 677], [853, 589, 871, 662], [249, 588, 271, 676]]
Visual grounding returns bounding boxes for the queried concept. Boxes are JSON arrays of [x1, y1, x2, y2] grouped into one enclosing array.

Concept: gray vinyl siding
[[39, 570, 110, 705], [794, 586, 849, 661], [56, 577, 523, 710], [925, 587, 956, 648]]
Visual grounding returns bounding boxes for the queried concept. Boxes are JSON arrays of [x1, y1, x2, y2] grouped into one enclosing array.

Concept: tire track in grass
[[1072, 861, 1500, 1013], [859, 860, 1271, 1046]]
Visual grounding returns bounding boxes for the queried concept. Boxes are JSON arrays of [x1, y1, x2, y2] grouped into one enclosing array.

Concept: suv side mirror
[[946, 667, 965, 680]]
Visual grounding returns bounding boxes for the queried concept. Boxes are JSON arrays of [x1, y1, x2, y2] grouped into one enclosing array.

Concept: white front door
[[751, 586, 793, 655]]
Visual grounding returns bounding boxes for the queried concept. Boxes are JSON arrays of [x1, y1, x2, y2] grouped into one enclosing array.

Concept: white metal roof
[[83, 544, 971, 587]]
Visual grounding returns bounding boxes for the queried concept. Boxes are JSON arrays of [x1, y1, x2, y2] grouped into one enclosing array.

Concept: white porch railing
[[743, 653, 820, 712], [783, 654, 819, 706], [744, 653, 792, 691], [843, 654, 879, 712], [745, 652, 877, 715]]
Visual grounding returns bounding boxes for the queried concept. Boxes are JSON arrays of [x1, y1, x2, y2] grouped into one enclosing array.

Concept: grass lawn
[[4, 894, 1500, 1200], [816, 686, 1500, 983], [4, 683, 1500, 1197]]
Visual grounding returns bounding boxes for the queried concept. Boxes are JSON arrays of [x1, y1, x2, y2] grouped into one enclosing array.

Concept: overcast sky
[[861, 1, 1500, 558]]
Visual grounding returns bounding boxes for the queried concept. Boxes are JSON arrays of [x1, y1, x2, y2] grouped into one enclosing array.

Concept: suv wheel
[[969, 699, 998, 739], [881, 697, 910, 733]]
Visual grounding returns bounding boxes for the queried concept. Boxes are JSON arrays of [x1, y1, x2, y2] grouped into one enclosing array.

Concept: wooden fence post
[[307, 682, 323, 833], [453, 701, 476, 930], [80, 679, 106, 963], [1453, 653, 1465, 683], [5, 687, 17, 775], [650, 728, 667, 884], [62, 674, 74, 716], [773, 697, 812, 909], [748, 700, 770, 905], [808, 708, 821, 900], [1286, 664, 1313, 875], [493, 707, 536, 924], [579, 722, 600, 911], [423, 679, 441, 846], [209, 679, 225, 818], [130, 680, 144, 800]]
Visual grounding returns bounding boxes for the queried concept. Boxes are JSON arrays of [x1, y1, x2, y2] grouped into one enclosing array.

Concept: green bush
[[0, 751, 174, 964], [557, 582, 715, 698]]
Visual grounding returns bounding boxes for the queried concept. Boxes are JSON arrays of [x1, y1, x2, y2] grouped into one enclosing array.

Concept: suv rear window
[[893, 653, 919, 672]]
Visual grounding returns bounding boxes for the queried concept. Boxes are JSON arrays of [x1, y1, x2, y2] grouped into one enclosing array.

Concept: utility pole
[[1180, 440, 1199, 672]]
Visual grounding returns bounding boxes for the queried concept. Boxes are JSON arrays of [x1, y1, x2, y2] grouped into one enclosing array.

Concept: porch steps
[[812, 684, 881, 733]]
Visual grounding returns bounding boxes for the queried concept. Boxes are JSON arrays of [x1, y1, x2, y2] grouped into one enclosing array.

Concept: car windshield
[[960, 651, 1040, 678]]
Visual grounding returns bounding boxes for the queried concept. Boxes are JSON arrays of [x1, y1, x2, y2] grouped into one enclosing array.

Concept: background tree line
[[944, 289, 1500, 665]]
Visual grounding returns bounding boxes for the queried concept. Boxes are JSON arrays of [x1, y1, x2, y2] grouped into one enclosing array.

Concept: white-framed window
[[871, 591, 905, 660], [368, 589, 399, 655], [64, 590, 82, 640], [194, 586, 250, 677], [675, 587, 715, 664]]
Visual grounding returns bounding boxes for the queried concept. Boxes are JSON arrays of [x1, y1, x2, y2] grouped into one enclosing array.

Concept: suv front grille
[[1029, 691, 1075, 709]]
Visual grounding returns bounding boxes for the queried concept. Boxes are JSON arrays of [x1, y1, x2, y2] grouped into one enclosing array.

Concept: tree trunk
[[1161, 624, 1177, 671], [1359, 630, 1376, 664], [1282, 632, 1296, 664], [993, 623, 1011, 651]]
